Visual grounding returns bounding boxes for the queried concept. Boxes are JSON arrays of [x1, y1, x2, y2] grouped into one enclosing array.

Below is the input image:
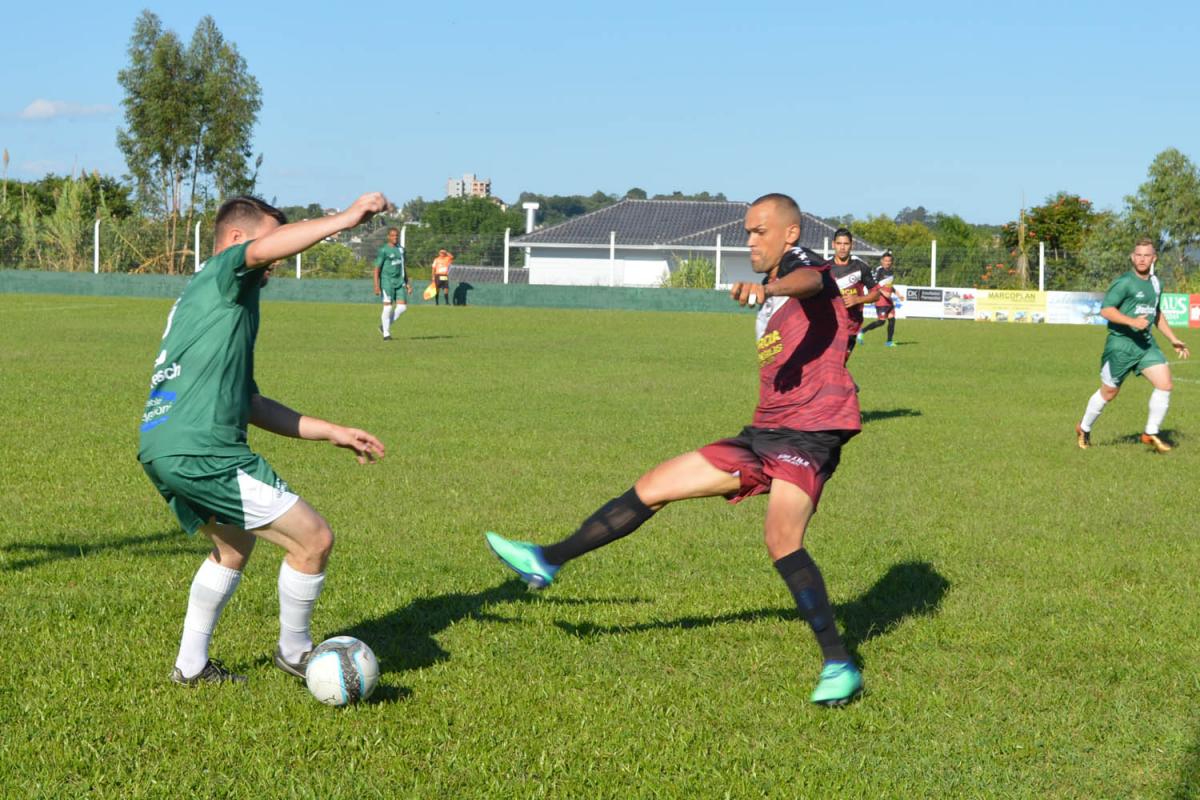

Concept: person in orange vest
[[431, 249, 454, 306]]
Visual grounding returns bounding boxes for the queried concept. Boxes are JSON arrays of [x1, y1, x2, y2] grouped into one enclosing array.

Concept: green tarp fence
[[0, 270, 747, 314]]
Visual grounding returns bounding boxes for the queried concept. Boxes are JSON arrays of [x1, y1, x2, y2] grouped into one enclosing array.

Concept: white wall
[[528, 248, 759, 288], [528, 248, 668, 287]]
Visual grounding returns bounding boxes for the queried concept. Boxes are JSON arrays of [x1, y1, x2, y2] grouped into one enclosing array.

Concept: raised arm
[[250, 394, 385, 464], [246, 192, 390, 268]]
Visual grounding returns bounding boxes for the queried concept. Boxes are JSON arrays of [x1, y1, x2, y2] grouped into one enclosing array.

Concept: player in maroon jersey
[[485, 193, 865, 706], [827, 227, 879, 360], [860, 251, 900, 346]]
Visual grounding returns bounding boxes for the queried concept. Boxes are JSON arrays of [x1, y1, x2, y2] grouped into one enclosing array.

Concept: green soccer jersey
[[1102, 270, 1161, 346], [138, 242, 266, 462], [375, 244, 406, 283]]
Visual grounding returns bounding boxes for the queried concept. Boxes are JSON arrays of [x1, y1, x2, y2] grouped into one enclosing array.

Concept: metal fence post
[[609, 231, 616, 287], [1038, 241, 1045, 291], [194, 221, 201, 272], [931, 239, 938, 288], [295, 252, 301, 279], [503, 227, 510, 284], [93, 219, 101, 274], [715, 233, 722, 289]]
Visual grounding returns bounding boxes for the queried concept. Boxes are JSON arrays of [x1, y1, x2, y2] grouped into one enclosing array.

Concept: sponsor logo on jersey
[[149, 362, 182, 389]]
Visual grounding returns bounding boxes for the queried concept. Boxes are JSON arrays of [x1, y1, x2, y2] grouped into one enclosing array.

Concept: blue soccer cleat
[[885, 340, 897, 348], [810, 661, 863, 707], [485, 532, 559, 589]]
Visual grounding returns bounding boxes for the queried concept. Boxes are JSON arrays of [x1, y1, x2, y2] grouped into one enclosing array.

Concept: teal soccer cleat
[[810, 661, 863, 707], [485, 532, 559, 590]]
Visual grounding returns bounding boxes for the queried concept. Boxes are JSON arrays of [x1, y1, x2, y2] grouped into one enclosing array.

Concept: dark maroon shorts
[[698, 427, 856, 508]]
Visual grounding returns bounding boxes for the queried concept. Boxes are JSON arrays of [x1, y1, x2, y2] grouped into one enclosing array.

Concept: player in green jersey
[[139, 193, 390, 685], [1076, 238, 1189, 453], [373, 227, 410, 340]]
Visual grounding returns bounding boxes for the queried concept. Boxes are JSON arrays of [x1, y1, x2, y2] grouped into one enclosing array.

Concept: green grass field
[[1, 293, 1198, 798]]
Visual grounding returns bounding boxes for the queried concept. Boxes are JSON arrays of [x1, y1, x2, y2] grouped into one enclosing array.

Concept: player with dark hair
[[827, 227, 878, 359], [374, 226, 410, 340], [860, 251, 899, 347], [139, 192, 390, 686], [485, 193, 865, 706], [1075, 238, 1188, 452]]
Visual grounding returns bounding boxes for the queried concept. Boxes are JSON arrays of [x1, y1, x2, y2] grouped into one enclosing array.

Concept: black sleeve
[[776, 247, 826, 279], [860, 261, 877, 289]]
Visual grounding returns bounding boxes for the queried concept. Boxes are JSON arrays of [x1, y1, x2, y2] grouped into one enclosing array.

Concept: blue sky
[[1, 1, 1197, 224]]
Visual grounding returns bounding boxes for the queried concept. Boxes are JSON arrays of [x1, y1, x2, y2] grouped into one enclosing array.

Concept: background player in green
[[139, 192, 390, 685], [373, 226, 410, 340], [1075, 238, 1189, 453]]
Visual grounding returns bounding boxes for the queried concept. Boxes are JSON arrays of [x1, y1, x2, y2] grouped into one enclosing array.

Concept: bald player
[[485, 193, 866, 706]]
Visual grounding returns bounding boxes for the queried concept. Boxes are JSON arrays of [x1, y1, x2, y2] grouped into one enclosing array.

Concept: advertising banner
[[895, 286, 975, 320], [1191, 294, 1200, 328], [1045, 291, 1105, 325], [975, 290, 1047, 323], [1161, 293, 1190, 328]]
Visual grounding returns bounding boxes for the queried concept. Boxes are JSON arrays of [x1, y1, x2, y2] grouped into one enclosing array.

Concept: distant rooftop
[[513, 199, 885, 254]]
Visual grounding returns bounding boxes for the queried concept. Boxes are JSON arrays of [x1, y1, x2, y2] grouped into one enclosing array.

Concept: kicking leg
[[252, 499, 335, 674], [486, 452, 740, 587]]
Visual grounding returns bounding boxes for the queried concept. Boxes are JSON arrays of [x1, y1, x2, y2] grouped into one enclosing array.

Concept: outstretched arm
[[246, 192, 390, 268], [730, 268, 823, 306], [250, 394, 385, 464]]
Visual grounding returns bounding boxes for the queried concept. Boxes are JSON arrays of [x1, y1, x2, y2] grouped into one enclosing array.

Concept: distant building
[[447, 173, 492, 199], [511, 199, 885, 288]]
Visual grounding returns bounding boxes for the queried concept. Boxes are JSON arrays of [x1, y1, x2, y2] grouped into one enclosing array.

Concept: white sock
[[392, 303, 407, 322], [381, 306, 392, 337], [1080, 390, 1108, 432], [175, 559, 242, 678], [278, 561, 325, 661], [1146, 389, 1170, 435]]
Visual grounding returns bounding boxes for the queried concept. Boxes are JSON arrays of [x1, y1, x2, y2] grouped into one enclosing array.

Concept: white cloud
[[18, 99, 114, 121]]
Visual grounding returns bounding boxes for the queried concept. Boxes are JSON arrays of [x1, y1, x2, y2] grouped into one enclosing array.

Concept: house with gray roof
[[512, 199, 885, 287]]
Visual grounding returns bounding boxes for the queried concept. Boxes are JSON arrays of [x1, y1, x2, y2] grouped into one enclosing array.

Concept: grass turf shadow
[[0, 530, 180, 572], [554, 560, 950, 667], [861, 407, 922, 425], [1173, 718, 1200, 799], [340, 579, 647, 675], [1109, 427, 1182, 449]]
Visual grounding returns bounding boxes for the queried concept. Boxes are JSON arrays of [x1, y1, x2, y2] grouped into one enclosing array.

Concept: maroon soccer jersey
[[752, 248, 862, 432], [829, 256, 876, 335]]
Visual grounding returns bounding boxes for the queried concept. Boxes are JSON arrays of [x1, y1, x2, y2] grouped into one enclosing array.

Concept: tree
[[624, 187, 647, 200], [402, 196, 428, 223], [116, 11, 262, 272], [515, 191, 617, 228], [1127, 147, 1200, 285]]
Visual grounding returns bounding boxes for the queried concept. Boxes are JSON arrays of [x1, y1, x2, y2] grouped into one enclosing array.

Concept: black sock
[[774, 548, 850, 663], [862, 319, 884, 333], [541, 488, 656, 566], [887, 318, 895, 341]]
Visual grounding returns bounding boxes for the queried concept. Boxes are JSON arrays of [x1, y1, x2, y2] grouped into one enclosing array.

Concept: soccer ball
[[304, 636, 379, 706]]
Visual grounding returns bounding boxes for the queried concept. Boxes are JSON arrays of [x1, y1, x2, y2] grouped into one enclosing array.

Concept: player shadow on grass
[[554, 561, 950, 667], [0, 530, 179, 572], [1110, 428, 1182, 448], [861, 407, 921, 425], [1172, 719, 1200, 799], [340, 579, 647, 679]]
